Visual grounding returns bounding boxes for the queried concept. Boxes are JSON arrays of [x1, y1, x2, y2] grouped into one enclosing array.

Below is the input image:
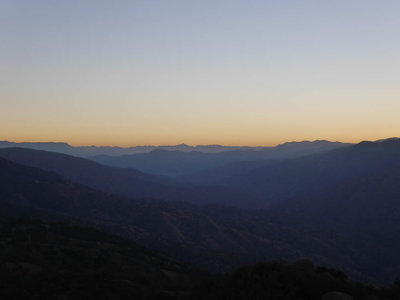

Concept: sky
[[1, 0, 399, 146]]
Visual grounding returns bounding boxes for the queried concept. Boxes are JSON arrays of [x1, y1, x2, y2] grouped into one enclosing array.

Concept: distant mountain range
[[90, 140, 351, 176], [0, 141, 261, 157], [2, 137, 400, 285], [0, 140, 351, 159], [0, 147, 249, 206], [210, 137, 400, 208], [0, 147, 176, 198], [0, 138, 399, 208], [271, 138, 400, 239]]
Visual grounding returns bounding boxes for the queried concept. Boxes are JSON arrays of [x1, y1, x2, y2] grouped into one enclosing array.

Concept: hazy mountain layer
[[1, 156, 400, 284], [213, 138, 400, 208], [0, 147, 249, 206], [0, 141, 265, 157], [90, 140, 350, 176], [270, 140, 400, 241], [1, 139, 399, 210], [0, 140, 350, 159]]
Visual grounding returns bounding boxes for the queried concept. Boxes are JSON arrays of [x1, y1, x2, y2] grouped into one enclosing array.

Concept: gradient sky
[[1, 0, 399, 146]]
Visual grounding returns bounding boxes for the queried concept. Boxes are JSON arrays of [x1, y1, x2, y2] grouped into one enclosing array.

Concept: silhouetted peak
[[0, 141, 71, 147], [357, 141, 375, 148], [376, 137, 400, 143], [275, 140, 346, 149], [357, 138, 400, 148]]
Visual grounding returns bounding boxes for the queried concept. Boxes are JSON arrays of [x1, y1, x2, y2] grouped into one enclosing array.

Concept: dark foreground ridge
[[0, 217, 194, 300], [1, 217, 400, 300]]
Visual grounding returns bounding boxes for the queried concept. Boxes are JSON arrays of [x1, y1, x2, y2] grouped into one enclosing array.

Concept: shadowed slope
[[2, 157, 397, 283], [0, 217, 193, 299], [2, 218, 400, 299], [218, 138, 400, 208], [0, 147, 249, 206]]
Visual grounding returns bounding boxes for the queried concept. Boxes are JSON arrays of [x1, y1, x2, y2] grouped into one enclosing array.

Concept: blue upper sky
[[1, 0, 399, 146]]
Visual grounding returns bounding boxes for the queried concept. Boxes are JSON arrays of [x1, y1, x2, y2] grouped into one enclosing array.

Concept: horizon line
[[3, 138, 393, 149]]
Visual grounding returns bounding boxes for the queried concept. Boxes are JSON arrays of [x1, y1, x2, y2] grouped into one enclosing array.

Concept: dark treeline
[[1, 217, 400, 300]]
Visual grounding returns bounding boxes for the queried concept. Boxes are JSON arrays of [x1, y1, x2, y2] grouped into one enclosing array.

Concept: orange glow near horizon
[[2, 130, 398, 148], [2, 2, 400, 148]]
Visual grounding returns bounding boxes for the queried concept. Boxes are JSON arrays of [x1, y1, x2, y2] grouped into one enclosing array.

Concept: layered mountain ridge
[[1, 138, 400, 286]]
